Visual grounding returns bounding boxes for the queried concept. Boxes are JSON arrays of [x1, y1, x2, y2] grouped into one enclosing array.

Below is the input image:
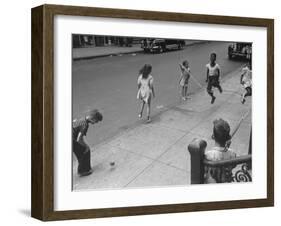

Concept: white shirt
[[206, 63, 220, 76], [205, 146, 236, 161], [241, 66, 252, 87]]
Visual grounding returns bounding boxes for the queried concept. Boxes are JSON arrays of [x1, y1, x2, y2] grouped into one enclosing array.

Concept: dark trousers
[[245, 87, 252, 97], [207, 76, 222, 96], [73, 140, 91, 175]]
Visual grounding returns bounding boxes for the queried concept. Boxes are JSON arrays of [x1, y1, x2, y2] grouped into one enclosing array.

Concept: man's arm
[[206, 68, 209, 82]]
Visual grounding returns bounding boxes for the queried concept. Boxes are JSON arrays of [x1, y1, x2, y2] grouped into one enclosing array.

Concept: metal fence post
[[188, 139, 207, 184]]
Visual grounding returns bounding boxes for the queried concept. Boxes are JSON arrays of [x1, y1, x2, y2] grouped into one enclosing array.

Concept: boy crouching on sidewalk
[[73, 109, 103, 177]]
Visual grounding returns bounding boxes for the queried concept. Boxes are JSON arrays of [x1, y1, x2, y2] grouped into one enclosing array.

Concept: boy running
[[206, 53, 222, 104]]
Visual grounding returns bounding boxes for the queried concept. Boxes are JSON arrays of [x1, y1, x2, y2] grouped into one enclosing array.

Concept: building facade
[[73, 35, 141, 48]]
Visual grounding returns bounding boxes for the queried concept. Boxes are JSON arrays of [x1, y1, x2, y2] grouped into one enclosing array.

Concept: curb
[[73, 41, 208, 61], [73, 49, 144, 61]]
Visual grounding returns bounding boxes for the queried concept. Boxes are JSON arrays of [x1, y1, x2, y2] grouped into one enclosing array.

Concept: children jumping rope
[[206, 53, 223, 104], [240, 62, 252, 104], [137, 64, 155, 123], [179, 60, 191, 100]]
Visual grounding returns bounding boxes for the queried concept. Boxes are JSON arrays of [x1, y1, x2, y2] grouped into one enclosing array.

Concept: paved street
[[73, 41, 243, 147], [72, 41, 251, 190]]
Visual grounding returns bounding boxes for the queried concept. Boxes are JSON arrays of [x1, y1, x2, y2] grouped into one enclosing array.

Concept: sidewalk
[[72, 40, 207, 60], [73, 45, 143, 60], [73, 67, 252, 190]]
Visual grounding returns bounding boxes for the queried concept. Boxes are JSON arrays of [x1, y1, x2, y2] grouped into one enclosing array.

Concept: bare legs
[[181, 86, 188, 100], [139, 98, 151, 122], [139, 100, 145, 118], [147, 97, 151, 122], [241, 87, 252, 104]]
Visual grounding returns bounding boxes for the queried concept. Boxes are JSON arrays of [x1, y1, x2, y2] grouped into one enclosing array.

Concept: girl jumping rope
[[137, 64, 155, 123], [240, 62, 252, 104], [179, 60, 191, 100]]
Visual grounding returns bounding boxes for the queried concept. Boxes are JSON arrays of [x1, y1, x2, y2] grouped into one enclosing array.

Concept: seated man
[[204, 118, 236, 183]]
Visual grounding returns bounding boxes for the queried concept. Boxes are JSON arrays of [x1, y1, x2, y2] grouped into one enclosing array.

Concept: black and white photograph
[[72, 34, 252, 190]]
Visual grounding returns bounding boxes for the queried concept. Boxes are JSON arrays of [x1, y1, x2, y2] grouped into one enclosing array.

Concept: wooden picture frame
[[31, 4, 274, 221]]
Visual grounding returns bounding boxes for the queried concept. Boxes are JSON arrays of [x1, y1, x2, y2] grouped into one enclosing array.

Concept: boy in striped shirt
[[73, 109, 103, 177]]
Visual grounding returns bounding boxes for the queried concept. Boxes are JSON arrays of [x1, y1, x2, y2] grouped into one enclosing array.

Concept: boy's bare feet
[[146, 117, 151, 123], [241, 95, 246, 104], [211, 96, 216, 104]]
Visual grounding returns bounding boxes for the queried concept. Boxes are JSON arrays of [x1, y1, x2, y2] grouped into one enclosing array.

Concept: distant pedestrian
[[240, 62, 252, 104], [72, 109, 103, 177], [137, 64, 155, 123], [206, 53, 223, 104], [204, 118, 237, 183], [179, 60, 191, 100]]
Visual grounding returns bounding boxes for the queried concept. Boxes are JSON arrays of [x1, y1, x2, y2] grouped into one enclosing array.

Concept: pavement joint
[[124, 131, 189, 187]]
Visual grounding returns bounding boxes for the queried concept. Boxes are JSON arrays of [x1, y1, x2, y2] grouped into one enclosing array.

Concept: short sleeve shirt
[[72, 118, 89, 140], [205, 147, 236, 161], [206, 63, 220, 76], [241, 66, 252, 84]]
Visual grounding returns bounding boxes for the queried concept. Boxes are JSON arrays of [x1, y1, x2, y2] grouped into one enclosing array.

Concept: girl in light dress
[[137, 64, 155, 123], [179, 60, 191, 100]]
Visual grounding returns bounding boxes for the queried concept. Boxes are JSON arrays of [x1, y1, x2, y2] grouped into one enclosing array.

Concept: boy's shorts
[[207, 76, 220, 91], [245, 87, 252, 96]]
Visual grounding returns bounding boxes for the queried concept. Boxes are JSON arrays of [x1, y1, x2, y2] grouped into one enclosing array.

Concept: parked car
[[141, 39, 185, 53], [228, 42, 252, 60]]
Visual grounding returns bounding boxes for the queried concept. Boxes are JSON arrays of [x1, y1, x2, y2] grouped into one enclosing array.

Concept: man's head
[[86, 109, 103, 124], [212, 118, 231, 146]]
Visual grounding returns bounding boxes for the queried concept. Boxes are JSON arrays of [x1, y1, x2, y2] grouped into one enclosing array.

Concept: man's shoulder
[[205, 147, 236, 161], [205, 148, 222, 161]]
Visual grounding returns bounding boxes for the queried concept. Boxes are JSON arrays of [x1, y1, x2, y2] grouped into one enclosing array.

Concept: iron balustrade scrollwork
[[188, 138, 252, 184], [203, 155, 252, 183]]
